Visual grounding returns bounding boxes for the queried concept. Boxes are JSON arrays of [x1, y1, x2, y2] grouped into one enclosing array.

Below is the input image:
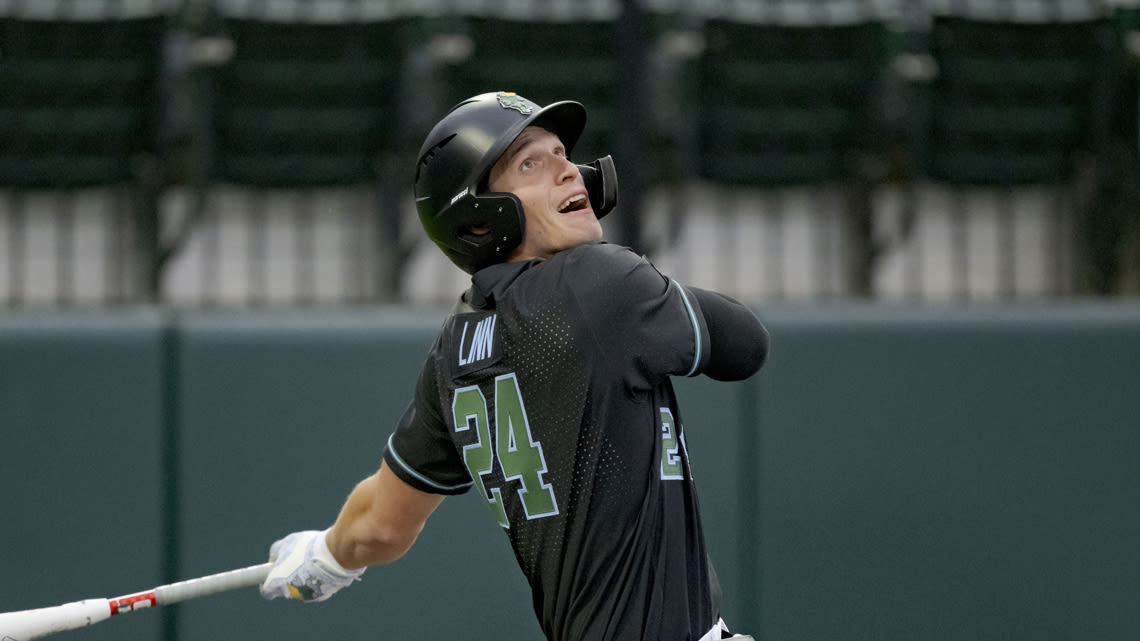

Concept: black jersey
[[384, 242, 721, 641]]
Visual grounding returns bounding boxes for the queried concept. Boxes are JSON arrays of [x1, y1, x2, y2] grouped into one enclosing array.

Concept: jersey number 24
[[452, 373, 559, 528]]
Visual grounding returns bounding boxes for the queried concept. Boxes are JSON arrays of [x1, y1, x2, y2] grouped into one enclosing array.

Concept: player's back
[[433, 242, 721, 641]]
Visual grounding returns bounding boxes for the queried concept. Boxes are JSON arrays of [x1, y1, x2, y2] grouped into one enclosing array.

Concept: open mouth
[[557, 194, 589, 213]]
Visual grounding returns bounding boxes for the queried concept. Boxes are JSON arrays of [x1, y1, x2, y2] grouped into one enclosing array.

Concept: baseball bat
[[0, 562, 272, 641]]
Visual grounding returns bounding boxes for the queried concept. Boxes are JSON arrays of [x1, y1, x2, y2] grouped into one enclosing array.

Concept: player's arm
[[572, 244, 767, 384], [687, 286, 768, 381], [262, 355, 460, 604], [326, 461, 445, 569], [259, 465, 444, 603]]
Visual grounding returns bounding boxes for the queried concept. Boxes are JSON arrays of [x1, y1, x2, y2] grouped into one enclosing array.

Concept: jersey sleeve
[[567, 244, 712, 388], [383, 355, 474, 495]]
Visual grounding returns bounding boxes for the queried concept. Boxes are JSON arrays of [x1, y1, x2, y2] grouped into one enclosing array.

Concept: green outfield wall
[[0, 310, 167, 641], [3, 304, 1138, 641]]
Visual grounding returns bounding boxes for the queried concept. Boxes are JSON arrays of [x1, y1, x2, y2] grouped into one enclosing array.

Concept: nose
[[555, 154, 578, 184]]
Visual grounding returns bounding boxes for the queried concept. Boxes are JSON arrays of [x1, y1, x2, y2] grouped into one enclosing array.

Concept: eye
[[519, 158, 538, 172]]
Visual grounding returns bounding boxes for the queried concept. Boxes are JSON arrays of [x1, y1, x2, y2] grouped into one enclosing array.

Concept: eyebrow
[[501, 131, 544, 167]]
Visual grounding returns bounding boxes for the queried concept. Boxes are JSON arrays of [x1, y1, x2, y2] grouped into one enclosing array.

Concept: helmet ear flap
[[439, 191, 526, 272], [577, 155, 618, 219]]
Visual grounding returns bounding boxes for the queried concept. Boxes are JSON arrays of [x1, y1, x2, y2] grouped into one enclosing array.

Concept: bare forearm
[[326, 463, 445, 570], [326, 478, 407, 568]]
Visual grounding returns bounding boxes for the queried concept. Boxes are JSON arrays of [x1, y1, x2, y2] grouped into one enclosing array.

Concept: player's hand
[[260, 529, 364, 602]]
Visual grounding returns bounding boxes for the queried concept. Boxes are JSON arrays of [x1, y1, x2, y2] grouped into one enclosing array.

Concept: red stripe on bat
[[109, 591, 157, 615]]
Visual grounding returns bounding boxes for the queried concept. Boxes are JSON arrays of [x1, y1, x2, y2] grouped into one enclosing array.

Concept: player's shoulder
[[554, 241, 658, 277], [549, 241, 670, 298]]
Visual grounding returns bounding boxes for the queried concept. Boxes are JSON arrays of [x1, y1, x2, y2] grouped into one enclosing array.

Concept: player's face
[[487, 126, 604, 262]]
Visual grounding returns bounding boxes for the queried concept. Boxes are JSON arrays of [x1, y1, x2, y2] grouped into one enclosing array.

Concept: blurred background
[[1, 0, 1138, 307], [2, 2, 1140, 641]]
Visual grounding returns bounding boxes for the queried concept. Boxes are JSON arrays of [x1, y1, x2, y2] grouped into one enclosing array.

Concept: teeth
[[559, 194, 586, 212]]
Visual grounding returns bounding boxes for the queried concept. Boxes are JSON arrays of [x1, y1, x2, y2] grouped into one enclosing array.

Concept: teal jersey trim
[[386, 433, 474, 492], [674, 282, 703, 377]]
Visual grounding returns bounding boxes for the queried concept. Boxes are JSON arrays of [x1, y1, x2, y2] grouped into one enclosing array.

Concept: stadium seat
[[437, 16, 619, 166], [0, 15, 164, 188], [209, 17, 409, 187], [920, 16, 1116, 185], [696, 19, 890, 187], [642, 11, 705, 186]]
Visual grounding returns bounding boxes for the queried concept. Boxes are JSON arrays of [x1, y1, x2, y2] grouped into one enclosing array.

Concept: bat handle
[[153, 562, 273, 606], [106, 562, 272, 615]]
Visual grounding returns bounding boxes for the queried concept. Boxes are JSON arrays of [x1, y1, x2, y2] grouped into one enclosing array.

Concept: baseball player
[[260, 91, 768, 641]]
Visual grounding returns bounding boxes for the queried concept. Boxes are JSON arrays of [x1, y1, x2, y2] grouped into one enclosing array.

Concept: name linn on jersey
[[458, 313, 499, 367]]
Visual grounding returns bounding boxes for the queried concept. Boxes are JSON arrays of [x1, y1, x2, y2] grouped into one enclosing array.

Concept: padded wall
[[0, 310, 166, 641], [4, 303, 1138, 641], [749, 303, 1140, 640]]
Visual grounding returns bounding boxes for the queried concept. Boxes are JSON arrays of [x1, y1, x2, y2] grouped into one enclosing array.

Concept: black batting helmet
[[414, 91, 617, 275]]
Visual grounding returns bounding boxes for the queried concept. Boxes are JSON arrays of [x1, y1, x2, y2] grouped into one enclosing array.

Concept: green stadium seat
[[696, 20, 890, 187], [0, 16, 164, 188], [921, 16, 1116, 185], [1111, 6, 1139, 163], [437, 16, 620, 166], [640, 11, 707, 186], [209, 17, 409, 187]]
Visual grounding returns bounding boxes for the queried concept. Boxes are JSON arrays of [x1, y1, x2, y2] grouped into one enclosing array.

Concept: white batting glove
[[259, 528, 364, 602]]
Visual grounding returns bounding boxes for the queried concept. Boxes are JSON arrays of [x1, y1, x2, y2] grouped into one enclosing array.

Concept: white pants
[[697, 618, 728, 641], [697, 618, 754, 641]]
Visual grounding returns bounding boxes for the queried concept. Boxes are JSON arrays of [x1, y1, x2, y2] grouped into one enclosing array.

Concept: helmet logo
[[497, 92, 532, 114]]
